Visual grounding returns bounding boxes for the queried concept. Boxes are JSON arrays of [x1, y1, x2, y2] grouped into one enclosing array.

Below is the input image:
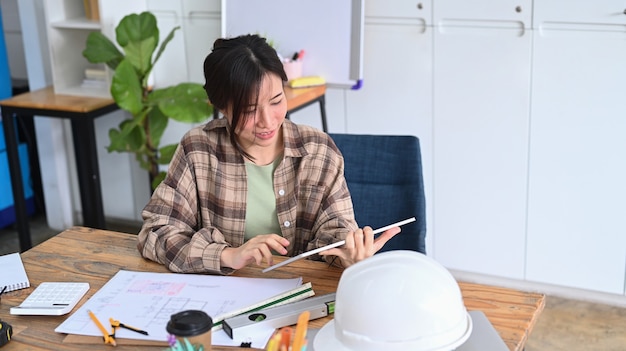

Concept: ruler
[[212, 282, 315, 330], [223, 293, 336, 339]]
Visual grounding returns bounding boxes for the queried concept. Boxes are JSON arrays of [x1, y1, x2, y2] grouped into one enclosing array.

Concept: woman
[[137, 34, 399, 275]]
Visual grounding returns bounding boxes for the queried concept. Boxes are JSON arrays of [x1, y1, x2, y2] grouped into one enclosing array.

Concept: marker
[[265, 332, 280, 351], [280, 327, 292, 351], [292, 49, 305, 61]]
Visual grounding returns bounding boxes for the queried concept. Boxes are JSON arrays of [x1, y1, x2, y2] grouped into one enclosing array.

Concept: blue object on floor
[[0, 122, 35, 228], [0, 6, 12, 100], [0, 7, 34, 228]]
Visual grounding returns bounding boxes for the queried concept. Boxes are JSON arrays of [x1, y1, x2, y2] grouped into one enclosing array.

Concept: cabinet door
[[345, 0, 434, 252], [432, 20, 531, 279], [526, 23, 626, 294], [181, 0, 221, 84], [146, 1, 187, 88], [348, 0, 432, 135], [534, 0, 626, 26], [434, 0, 531, 26]]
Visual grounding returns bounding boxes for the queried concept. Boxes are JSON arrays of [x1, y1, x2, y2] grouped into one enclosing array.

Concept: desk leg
[[319, 95, 328, 133], [70, 118, 105, 229], [2, 112, 33, 251]]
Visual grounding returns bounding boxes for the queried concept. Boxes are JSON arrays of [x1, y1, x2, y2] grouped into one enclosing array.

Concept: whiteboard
[[222, 0, 364, 89]]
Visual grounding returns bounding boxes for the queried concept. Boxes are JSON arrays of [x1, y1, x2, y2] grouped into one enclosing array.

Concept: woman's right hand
[[220, 234, 290, 270]]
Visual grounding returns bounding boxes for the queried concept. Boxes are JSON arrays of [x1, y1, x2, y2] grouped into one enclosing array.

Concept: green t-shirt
[[244, 157, 283, 241]]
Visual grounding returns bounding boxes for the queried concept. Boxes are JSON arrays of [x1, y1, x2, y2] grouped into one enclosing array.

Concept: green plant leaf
[[157, 144, 178, 165], [147, 107, 169, 150], [116, 12, 158, 46], [107, 119, 147, 154], [111, 59, 144, 115], [123, 123, 147, 152], [152, 171, 167, 190], [153, 26, 180, 69], [135, 152, 153, 173], [84, 11, 215, 190], [83, 32, 124, 70], [106, 128, 126, 153], [125, 36, 158, 78], [149, 83, 212, 123], [115, 12, 158, 76]]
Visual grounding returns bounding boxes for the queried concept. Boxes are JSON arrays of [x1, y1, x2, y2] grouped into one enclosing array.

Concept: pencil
[[291, 310, 310, 351], [88, 310, 116, 346]]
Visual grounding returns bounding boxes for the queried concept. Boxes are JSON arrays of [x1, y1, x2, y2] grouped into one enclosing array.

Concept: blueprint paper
[[55, 270, 302, 347]]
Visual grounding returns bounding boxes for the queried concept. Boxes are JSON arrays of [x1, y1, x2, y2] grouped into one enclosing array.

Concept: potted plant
[[82, 11, 212, 190]]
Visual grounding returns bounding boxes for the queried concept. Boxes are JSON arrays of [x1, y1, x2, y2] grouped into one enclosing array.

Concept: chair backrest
[[329, 134, 427, 254]]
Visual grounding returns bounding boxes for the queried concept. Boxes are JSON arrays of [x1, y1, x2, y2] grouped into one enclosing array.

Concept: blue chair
[[329, 134, 426, 254]]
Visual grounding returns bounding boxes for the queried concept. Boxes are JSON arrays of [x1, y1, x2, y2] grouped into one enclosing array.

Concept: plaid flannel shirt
[[137, 118, 357, 275]]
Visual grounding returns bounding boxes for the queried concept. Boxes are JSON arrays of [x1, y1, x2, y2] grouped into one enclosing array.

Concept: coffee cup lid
[[166, 310, 213, 336]]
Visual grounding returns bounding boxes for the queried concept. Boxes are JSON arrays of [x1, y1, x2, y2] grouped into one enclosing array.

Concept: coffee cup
[[166, 310, 212, 349]]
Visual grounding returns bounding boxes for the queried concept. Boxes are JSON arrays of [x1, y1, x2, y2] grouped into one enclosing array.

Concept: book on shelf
[[80, 79, 108, 89], [83, 0, 100, 21], [0, 252, 30, 292], [84, 68, 107, 81]]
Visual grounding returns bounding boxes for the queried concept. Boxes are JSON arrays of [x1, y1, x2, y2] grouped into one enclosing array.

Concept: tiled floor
[[2, 214, 626, 350], [525, 295, 626, 351]]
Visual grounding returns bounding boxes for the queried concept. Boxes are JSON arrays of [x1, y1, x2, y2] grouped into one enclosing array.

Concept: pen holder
[[167, 310, 212, 350], [283, 60, 303, 82]]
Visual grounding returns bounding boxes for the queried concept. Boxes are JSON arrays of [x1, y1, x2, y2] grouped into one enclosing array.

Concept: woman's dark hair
[[203, 34, 287, 158]]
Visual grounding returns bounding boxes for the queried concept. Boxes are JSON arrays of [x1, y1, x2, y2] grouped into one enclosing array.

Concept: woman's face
[[226, 73, 287, 161]]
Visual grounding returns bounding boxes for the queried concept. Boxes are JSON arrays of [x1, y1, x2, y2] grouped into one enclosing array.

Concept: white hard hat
[[314, 250, 472, 351]]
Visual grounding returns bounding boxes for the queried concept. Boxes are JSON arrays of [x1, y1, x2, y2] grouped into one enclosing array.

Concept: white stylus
[[262, 217, 417, 273]]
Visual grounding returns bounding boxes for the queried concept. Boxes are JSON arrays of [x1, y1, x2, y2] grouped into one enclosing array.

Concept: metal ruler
[[213, 282, 315, 330], [223, 293, 336, 339]]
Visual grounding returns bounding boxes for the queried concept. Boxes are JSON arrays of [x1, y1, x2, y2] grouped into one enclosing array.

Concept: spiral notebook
[[0, 252, 30, 292]]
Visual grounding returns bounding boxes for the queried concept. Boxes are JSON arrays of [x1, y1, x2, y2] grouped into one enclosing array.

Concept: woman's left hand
[[319, 226, 401, 268]]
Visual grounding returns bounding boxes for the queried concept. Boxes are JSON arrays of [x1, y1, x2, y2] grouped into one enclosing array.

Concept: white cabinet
[[344, 0, 434, 252], [526, 1, 626, 294], [146, 0, 221, 147], [533, 0, 626, 25], [144, 1, 188, 87], [180, 1, 221, 85], [145, 0, 220, 87], [433, 0, 531, 25], [346, 0, 432, 153], [432, 1, 532, 279]]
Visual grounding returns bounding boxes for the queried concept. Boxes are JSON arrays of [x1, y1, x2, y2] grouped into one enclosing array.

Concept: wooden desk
[[0, 87, 119, 251], [0, 227, 545, 351], [284, 85, 327, 132]]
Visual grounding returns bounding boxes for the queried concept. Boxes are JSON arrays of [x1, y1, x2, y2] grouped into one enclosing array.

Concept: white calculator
[[10, 282, 90, 316]]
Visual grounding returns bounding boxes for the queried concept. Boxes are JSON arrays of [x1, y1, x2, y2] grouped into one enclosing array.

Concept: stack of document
[[55, 270, 313, 348]]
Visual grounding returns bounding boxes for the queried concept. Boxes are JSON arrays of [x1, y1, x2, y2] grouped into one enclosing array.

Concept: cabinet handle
[[417, 3, 423, 10], [516, 6, 522, 13]]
